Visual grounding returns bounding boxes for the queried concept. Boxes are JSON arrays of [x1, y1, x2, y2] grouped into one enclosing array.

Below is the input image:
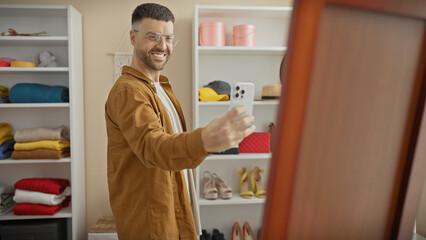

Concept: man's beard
[[136, 48, 170, 71]]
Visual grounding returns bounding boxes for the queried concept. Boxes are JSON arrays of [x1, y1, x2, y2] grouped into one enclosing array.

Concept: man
[[105, 3, 255, 240]]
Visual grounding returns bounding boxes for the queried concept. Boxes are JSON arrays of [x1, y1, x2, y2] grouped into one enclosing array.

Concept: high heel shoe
[[243, 222, 255, 240], [212, 172, 232, 199], [250, 166, 266, 198], [232, 222, 242, 240], [202, 171, 218, 200], [238, 168, 254, 199]]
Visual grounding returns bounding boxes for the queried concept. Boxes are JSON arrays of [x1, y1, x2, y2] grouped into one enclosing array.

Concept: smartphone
[[229, 82, 255, 122]]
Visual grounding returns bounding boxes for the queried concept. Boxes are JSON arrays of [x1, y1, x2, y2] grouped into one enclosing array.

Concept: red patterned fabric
[[239, 132, 271, 153], [12, 196, 71, 215], [14, 178, 70, 195]]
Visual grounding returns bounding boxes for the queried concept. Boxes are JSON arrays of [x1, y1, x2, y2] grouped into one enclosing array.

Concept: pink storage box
[[199, 22, 226, 46], [233, 24, 256, 46]]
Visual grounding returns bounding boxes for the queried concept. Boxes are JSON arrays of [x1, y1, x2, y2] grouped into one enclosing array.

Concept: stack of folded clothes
[[0, 85, 9, 103], [0, 123, 15, 160], [13, 178, 71, 215], [0, 183, 15, 215], [12, 125, 70, 160]]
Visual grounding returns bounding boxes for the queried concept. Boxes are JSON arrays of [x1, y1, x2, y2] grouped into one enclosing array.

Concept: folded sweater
[[13, 186, 71, 205], [13, 196, 70, 215], [0, 139, 15, 160], [9, 83, 69, 103], [14, 140, 70, 151], [14, 125, 70, 143], [0, 123, 13, 146], [12, 148, 70, 160], [0, 85, 9, 96], [14, 178, 70, 195]]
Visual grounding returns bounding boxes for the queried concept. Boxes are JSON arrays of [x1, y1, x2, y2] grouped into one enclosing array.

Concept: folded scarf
[[0, 123, 13, 146], [0, 85, 9, 96], [1, 194, 14, 207], [13, 186, 71, 205], [14, 178, 70, 195], [14, 140, 70, 151], [13, 196, 70, 215], [14, 125, 70, 143], [0, 183, 14, 195], [9, 83, 69, 103], [0, 194, 15, 215], [12, 148, 70, 160], [0, 139, 15, 160]]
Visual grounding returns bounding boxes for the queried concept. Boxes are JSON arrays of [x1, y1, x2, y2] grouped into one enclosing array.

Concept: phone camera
[[236, 86, 240, 91], [235, 93, 239, 98], [241, 90, 245, 94]]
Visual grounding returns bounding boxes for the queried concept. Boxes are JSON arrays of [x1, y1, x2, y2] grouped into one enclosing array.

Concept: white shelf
[[198, 46, 286, 55], [0, 103, 69, 108], [199, 194, 266, 206], [205, 153, 271, 161], [0, 36, 68, 46], [198, 100, 279, 106], [0, 206, 72, 220], [0, 67, 69, 72], [0, 158, 71, 164], [197, 5, 292, 18]]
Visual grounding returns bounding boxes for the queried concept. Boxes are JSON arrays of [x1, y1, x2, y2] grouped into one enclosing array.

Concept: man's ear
[[130, 29, 136, 46]]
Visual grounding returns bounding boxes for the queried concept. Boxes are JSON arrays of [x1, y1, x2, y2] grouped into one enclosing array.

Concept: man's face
[[131, 18, 174, 71]]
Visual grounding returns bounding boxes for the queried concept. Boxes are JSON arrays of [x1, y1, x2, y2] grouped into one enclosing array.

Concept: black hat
[[204, 80, 231, 96]]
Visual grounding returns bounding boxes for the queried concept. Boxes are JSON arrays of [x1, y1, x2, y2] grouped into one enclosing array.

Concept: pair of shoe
[[239, 166, 266, 199], [202, 171, 232, 200], [200, 228, 225, 240], [232, 222, 256, 240]]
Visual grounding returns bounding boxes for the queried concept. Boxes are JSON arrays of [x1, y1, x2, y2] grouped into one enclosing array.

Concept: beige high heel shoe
[[212, 172, 232, 199], [202, 171, 218, 200]]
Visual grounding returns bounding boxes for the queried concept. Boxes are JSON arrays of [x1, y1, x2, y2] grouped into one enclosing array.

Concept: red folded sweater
[[13, 196, 71, 215], [14, 178, 70, 195]]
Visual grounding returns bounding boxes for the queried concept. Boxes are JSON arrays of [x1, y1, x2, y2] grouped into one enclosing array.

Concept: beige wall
[[2, 0, 426, 237]]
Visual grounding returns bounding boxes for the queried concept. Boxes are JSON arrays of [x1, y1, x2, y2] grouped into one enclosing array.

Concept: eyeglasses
[[134, 30, 178, 47]]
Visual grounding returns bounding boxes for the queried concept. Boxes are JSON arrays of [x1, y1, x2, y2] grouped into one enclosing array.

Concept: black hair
[[132, 3, 175, 26]]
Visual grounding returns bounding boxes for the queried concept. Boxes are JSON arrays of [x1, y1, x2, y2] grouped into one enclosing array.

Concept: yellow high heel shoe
[[250, 166, 266, 198], [238, 167, 254, 199]]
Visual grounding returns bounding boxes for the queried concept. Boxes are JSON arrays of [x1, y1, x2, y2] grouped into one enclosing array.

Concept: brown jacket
[[105, 66, 209, 240]]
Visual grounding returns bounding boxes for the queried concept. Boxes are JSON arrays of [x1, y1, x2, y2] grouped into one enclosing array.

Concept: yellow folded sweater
[[14, 140, 70, 151], [0, 85, 9, 96], [0, 123, 13, 146]]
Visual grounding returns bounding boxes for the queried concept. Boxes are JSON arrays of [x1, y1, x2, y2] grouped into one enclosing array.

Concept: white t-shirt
[[153, 82, 201, 235]]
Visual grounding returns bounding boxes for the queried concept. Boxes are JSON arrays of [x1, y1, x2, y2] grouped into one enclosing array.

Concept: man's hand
[[201, 106, 256, 153]]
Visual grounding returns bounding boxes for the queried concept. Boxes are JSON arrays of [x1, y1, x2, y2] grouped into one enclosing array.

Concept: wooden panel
[[286, 5, 425, 240]]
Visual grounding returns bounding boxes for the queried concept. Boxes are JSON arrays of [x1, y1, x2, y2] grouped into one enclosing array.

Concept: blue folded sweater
[[0, 139, 15, 160], [9, 83, 69, 103]]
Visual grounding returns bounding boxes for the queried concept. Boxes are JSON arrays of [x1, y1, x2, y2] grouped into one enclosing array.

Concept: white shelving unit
[[0, 5, 85, 240], [193, 5, 291, 239]]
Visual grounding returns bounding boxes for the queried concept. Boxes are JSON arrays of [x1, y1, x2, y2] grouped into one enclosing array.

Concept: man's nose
[[156, 37, 167, 50]]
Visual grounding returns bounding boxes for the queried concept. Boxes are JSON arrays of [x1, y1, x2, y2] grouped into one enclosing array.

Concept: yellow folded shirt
[[0, 123, 12, 139], [0, 85, 9, 96], [0, 135, 13, 146], [14, 140, 70, 151]]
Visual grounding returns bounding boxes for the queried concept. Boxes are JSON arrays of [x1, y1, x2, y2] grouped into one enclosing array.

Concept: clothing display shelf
[[192, 5, 291, 239], [0, 5, 85, 240]]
